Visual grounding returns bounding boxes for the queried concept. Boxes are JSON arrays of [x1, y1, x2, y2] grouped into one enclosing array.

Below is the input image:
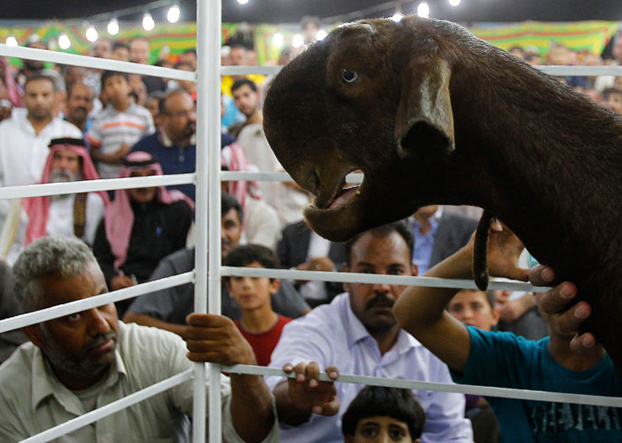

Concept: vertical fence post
[[193, 0, 222, 441]]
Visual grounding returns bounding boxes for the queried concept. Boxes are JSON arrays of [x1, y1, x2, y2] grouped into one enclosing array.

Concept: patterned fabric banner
[[470, 20, 620, 55], [0, 20, 619, 67]]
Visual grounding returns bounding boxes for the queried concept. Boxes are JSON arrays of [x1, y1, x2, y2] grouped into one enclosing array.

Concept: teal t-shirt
[[452, 327, 622, 442]]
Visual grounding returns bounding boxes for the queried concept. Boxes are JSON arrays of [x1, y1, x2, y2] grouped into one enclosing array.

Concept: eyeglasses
[[164, 109, 196, 118]]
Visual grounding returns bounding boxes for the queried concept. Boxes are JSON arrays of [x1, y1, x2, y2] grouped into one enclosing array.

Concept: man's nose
[[372, 281, 392, 294], [87, 309, 111, 335]]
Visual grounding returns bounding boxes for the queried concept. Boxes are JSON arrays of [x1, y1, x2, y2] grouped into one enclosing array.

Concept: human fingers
[[529, 265, 555, 287], [312, 395, 340, 416], [325, 366, 339, 381], [535, 282, 577, 316], [549, 300, 591, 336], [186, 313, 229, 328], [569, 332, 598, 355], [305, 361, 321, 388]]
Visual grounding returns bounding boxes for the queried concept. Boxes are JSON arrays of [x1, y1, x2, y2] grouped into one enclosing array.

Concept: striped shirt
[[86, 103, 155, 179]]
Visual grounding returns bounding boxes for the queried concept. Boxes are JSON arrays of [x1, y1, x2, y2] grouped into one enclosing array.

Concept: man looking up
[[0, 236, 278, 442], [266, 222, 472, 442]]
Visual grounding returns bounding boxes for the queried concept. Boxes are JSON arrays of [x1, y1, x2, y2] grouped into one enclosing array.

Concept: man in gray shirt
[[0, 236, 278, 442]]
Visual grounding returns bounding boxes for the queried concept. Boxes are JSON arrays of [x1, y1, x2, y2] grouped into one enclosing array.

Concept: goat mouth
[[311, 170, 363, 212]]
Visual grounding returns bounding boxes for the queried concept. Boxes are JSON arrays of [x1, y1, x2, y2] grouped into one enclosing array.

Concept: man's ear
[[270, 278, 281, 294], [411, 263, 419, 277], [395, 57, 454, 158], [23, 324, 45, 348]]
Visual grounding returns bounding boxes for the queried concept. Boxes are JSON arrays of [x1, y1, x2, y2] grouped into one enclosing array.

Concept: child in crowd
[[447, 289, 502, 443], [394, 223, 622, 442], [86, 71, 155, 179], [224, 244, 292, 366], [341, 386, 425, 443]]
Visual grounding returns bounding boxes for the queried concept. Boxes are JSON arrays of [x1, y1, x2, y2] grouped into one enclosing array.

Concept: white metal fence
[[1, 9, 622, 442]]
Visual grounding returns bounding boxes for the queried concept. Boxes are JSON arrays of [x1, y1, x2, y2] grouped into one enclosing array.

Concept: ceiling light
[[167, 5, 181, 23], [58, 33, 71, 50], [417, 2, 430, 18], [449, 0, 461, 6], [292, 34, 304, 48], [6, 36, 18, 47], [86, 25, 98, 42], [237, 0, 249, 4], [316, 30, 327, 40], [273, 33, 284, 47], [107, 19, 120, 35], [142, 13, 155, 31], [392, 12, 404, 22]]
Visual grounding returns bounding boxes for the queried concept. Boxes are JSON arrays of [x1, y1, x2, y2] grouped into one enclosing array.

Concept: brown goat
[[263, 16, 622, 372]]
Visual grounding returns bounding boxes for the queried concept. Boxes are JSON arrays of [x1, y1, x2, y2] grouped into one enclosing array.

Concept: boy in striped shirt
[[86, 71, 155, 179]]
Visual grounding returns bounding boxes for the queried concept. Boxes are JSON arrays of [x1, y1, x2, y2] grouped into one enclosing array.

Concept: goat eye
[[341, 69, 360, 84]]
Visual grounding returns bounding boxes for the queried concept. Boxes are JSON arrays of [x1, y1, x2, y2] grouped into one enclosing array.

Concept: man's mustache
[[85, 331, 117, 351], [366, 293, 394, 310]]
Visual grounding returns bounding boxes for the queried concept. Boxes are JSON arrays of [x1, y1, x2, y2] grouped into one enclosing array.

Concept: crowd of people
[[0, 30, 621, 442], [507, 38, 622, 115]]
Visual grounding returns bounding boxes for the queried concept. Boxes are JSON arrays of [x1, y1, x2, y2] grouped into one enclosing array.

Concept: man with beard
[[0, 235, 279, 442], [266, 222, 472, 442], [131, 89, 197, 200], [3, 138, 108, 264], [64, 83, 94, 135], [92, 151, 193, 317], [0, 75, 82, 251]]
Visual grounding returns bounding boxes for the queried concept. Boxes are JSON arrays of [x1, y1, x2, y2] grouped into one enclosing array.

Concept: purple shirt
[[266, 293, 473, 443]]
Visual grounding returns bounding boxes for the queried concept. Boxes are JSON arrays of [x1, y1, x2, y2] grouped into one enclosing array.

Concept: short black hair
[[24, 74, 56, 92], [224, 244, 280, 282], [183, 48, 197, 56], [159, 88, 190, 114], [101, 71, 128, 91], [341, 386, 425, 439], [112, 42, 129, 51], [67, 82, 93, 100], [602, 87, 622, 101], [231, 78, 257, 94], [344, 221, 414, 267], [222, 192, 243, 224]]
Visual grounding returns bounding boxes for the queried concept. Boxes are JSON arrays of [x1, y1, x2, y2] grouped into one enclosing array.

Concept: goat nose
[[300, 168, 321, 195]]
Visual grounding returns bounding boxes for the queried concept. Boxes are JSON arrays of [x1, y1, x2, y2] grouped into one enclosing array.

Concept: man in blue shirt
[[394, 223, 622, 442]]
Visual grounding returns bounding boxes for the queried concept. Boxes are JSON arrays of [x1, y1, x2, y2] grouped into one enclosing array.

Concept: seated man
[[394, 223, 622, 442], [0, 236, 277, 442], [123, 193, 309, 338], [6, 137, 108, 264], [92, 151, 193, 317], [266, 222, 472, 442], [341, 386, 426, 443]]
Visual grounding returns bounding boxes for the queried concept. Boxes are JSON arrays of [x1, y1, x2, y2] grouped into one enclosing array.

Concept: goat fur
[[263, 16, 622, 372]]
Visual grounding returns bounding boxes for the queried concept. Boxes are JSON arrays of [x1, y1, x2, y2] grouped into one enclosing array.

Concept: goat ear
[[395, 58, 455, 158]]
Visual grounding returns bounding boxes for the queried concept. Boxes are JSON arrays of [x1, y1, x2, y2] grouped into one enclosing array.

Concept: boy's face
[[345, 416, 414, 443], [447, 289, 499, 331], [104, 75, 131, 106], [226, 262, 279, 311]]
